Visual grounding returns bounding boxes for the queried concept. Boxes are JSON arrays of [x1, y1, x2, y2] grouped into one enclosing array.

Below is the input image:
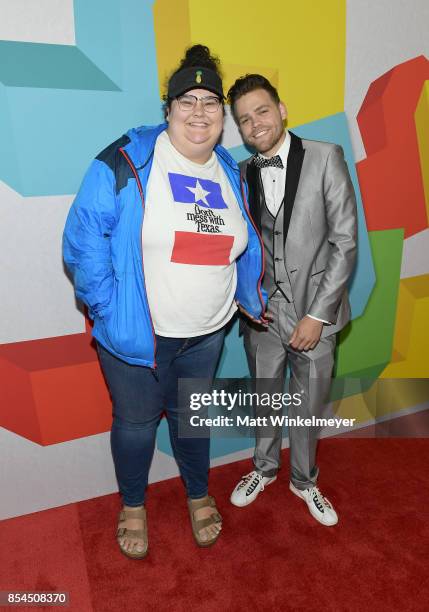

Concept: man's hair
[[227, 74, 280, 120]]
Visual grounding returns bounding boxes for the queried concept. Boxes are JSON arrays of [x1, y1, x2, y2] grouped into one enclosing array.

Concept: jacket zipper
[[240, 176, 266, 316], [119, 147, 157, 371]]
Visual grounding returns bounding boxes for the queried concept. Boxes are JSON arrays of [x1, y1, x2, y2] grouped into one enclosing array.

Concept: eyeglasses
[[176, 94, 222, 113]]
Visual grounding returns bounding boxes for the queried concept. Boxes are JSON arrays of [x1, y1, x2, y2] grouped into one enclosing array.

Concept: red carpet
[[1, 439, 428, 611]]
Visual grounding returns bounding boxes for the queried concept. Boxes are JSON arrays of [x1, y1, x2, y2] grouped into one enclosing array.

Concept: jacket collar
[[283, 131, 305, 242], [123, 123, 168, 169], [123, 122, 239, 172], [289, 130, 304, 154], [244, 131, 305, 238]]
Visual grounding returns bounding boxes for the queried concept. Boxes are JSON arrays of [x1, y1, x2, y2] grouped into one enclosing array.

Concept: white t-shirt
[[142, 131, 248, 337]]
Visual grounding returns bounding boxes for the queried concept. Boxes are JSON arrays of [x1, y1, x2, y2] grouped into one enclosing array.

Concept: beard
[[248, 123, 285, 155]]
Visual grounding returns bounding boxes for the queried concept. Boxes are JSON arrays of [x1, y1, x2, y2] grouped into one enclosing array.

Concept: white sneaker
[[289, 482, 338, 526], [230, 470, 277, 507]]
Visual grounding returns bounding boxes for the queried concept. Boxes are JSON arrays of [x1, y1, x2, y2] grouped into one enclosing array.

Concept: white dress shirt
[[258, 131, 329, 325], [259, 131, 291, 217]]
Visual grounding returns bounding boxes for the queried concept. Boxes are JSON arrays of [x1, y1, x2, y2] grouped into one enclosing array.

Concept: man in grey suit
[[228, 75, 357, 525]]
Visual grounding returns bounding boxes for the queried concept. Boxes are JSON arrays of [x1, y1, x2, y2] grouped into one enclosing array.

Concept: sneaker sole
[[289, 482, 338, 526], [230, 476, 277, 508]]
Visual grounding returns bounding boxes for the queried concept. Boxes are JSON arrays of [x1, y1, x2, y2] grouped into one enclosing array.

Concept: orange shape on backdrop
[[357, 55, 429, 238], [0, 322, 112, 446]]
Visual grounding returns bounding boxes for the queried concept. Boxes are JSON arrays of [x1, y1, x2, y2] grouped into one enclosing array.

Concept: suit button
[[274, 231, 281, 235], [274, 257, 283, 261]]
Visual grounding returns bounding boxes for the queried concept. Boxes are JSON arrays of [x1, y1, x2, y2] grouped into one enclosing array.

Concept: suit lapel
[[283, 131, 305, 243]]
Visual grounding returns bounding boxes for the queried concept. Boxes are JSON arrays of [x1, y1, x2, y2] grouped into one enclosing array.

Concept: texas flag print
[[171, 231, 234, 266], [167, 172, 234, 266], [168, 172, 228, 209]]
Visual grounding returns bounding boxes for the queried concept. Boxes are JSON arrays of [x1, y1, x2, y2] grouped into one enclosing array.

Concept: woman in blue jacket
[[63, 45, 266, 559]]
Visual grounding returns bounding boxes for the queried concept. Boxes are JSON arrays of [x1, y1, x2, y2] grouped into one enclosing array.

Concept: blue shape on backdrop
[[73, 0, 123, 90], [0, 41, 120, 90], [216, 319, 249, 379], [210, 435, 256, 460], [0, 0, 162, 195]]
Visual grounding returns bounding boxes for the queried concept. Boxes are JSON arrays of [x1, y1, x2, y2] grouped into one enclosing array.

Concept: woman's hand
[[236, 301, 272, 327]]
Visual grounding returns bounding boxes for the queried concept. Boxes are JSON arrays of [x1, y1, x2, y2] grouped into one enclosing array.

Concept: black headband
[[168, 66, 224, 99]]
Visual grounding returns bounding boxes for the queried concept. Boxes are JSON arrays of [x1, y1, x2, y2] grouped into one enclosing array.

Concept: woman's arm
[[63, 159, 118, 318]]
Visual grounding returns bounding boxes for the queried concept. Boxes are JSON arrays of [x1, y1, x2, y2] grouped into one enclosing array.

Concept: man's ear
[[279, 102, 287, 121]]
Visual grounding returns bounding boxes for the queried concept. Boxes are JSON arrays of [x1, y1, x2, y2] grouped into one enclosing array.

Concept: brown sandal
[[116, 506, 148, 559], [187, 495, 222, 547]]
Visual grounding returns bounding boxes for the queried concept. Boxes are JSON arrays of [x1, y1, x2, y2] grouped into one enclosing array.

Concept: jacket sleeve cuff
[[306, 313, 331, 325]]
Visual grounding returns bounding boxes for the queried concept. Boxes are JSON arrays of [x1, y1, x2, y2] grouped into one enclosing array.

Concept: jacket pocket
[[99, 273, 152, 360], [99, 276, 121, 346], [311, 269, 325, 286], [98, 272, 118, 318]]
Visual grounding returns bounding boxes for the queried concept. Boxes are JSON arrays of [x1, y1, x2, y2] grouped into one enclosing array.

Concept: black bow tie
[[253, 154, 284, 169]]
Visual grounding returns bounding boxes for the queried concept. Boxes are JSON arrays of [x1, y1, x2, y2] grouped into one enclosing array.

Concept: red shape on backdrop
[[0, 315, 112, 446], [356, 55, 429, 238]]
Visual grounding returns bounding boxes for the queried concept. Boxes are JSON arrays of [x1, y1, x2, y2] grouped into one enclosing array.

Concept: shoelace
[[310, 486, 333, 512], [238, 472, 264, 492]]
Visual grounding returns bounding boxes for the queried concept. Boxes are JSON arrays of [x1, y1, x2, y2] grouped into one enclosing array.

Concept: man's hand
[[289, 316, 323, 351], [236, 302, 272, 327]]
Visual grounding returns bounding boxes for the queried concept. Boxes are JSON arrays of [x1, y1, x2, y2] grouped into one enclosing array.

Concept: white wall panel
[[220, 105, 244, 150], [0, 0, 75, 45], [0, 427, 182, 520], [0, 181, 84, 343], [401, 229, 429, 279]]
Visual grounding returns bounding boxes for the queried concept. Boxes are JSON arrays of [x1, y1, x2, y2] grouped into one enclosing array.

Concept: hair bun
[[184, 44, 211, 64], [179, 44, 221, 75]]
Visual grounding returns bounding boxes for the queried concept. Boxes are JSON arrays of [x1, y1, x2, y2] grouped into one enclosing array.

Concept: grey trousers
[[242, 296, 336, 490]]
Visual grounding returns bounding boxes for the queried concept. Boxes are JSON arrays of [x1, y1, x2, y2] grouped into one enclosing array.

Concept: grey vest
[[261, 197, 293, 302]]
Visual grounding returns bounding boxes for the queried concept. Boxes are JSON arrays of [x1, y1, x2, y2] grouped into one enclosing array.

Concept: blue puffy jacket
[[63, 123, 266, 367]]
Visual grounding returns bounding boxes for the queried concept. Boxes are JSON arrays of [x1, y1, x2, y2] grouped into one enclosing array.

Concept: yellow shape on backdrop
[[333, 379, 429, 426], [153, 0, 191, 97], [381, 275, 429, 378], [153, 0, 346, 127], [333, 390, 375, 425], [415, 81, 429, 225]]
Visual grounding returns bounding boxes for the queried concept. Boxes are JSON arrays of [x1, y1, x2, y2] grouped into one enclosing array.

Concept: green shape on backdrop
[[331, 229, 403, 399]]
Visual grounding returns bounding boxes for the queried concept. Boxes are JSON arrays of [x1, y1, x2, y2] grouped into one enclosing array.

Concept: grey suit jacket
[[241, 132, 358, 337]]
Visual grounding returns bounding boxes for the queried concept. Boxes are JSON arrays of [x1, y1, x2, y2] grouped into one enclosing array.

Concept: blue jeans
[[97, 328, 225, 506]]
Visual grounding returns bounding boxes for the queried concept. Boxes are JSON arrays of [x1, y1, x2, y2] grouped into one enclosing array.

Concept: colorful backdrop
[[1, 0, 428, 519]]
